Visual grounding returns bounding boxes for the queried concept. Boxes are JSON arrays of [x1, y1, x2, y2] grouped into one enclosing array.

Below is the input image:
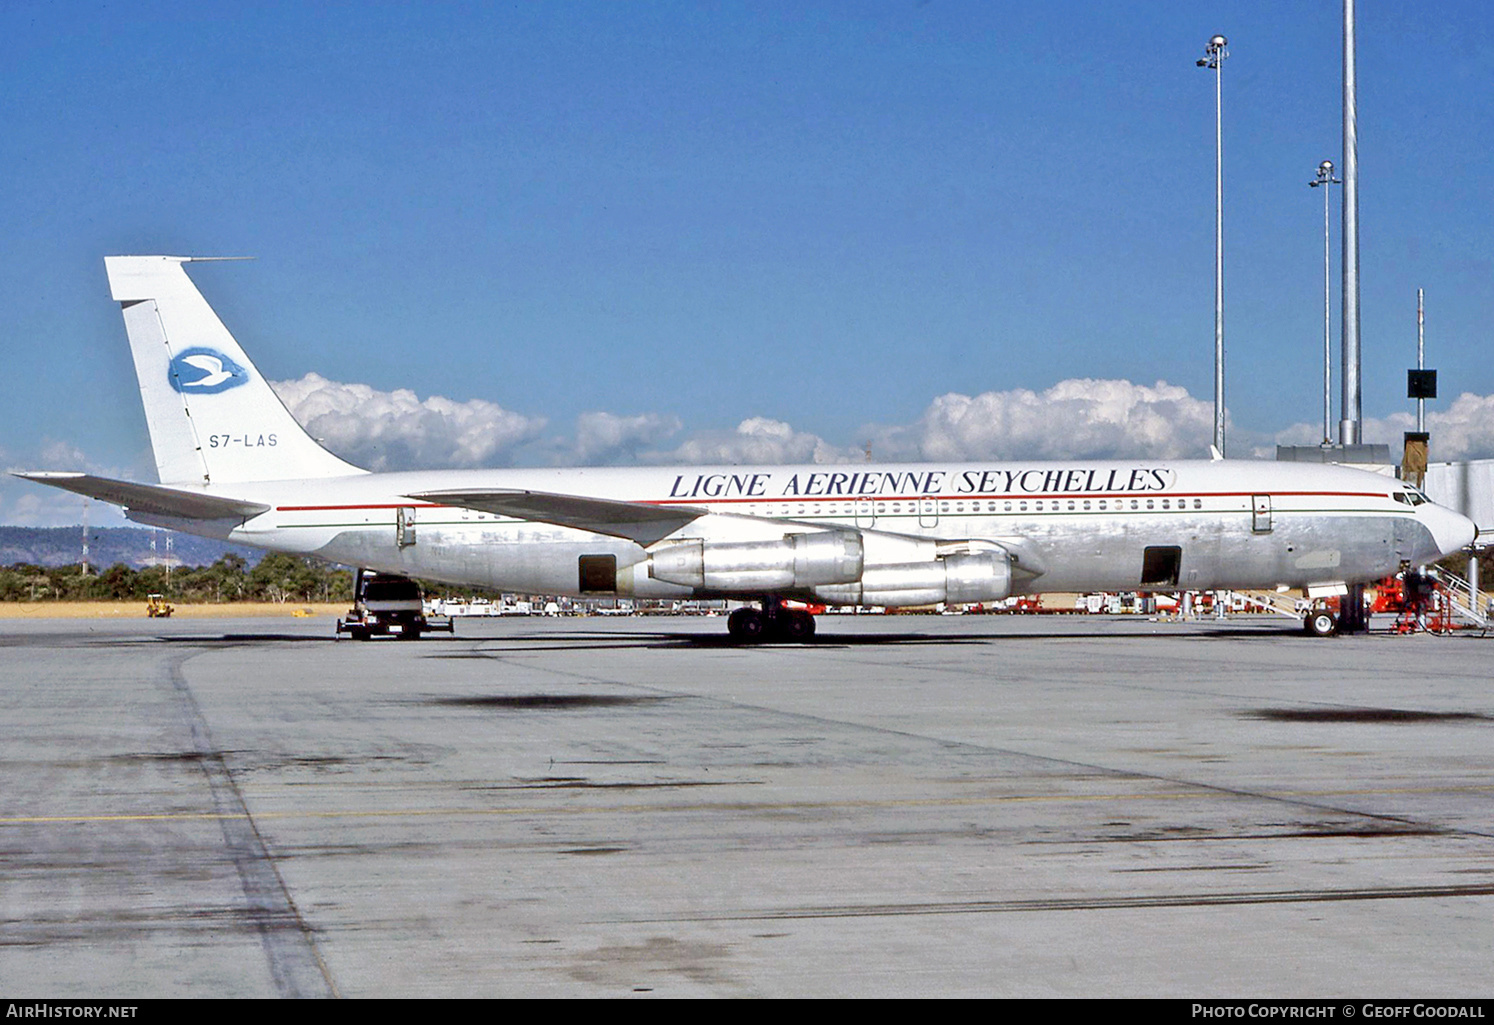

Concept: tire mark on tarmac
[[453, 638, 1494, 853], [629, 881, 1494, 922], [695, 642, 1494, 841], [164, 649, 338, 999]]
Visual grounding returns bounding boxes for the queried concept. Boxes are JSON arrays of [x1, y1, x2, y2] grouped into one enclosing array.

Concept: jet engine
[[648, 531, 865, 591], [811, 550, 1013, 607]]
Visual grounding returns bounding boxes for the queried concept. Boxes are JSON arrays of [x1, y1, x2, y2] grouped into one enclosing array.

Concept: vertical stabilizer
[[105, 256, 365, 485]]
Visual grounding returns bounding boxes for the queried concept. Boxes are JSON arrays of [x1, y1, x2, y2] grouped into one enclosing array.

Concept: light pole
[[1197, 35, 1228, 457], [1341, 0, 1361, 446], [1310, 160, 1341, 446]]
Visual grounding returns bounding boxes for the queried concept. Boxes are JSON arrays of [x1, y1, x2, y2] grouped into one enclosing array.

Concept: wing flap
[[408, 488, 704, 546], [14, 472, 270, 521]]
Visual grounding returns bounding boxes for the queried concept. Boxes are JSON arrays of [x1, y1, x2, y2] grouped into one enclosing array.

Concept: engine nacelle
[[649, 532, 865, 591], [812, 550, 1013, 607]]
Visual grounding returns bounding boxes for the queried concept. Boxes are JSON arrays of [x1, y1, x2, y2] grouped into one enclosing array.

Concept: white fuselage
[[27, 257, 1478, 623], [129, 458, 1471, 602]]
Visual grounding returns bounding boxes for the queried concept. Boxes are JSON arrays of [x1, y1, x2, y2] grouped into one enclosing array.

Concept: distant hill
[[0, 526, 263, 569]]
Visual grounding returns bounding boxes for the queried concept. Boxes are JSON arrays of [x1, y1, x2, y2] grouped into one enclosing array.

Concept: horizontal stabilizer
[[13, 472, 270, 521], [408, 488, 704, 546]]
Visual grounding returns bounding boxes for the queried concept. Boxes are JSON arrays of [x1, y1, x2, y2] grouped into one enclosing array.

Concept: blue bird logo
[[168, 348, 248, 394]]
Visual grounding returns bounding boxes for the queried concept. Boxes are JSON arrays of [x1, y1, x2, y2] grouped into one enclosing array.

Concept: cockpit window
[[1393, 488, 1429, 507]]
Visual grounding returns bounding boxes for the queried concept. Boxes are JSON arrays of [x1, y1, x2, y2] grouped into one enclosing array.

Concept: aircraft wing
[[408, 488, 706, 546], [13, 472, 271, 521]]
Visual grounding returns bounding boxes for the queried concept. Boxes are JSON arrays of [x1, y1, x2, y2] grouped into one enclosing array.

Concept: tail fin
[[105, 256, 365, 485]]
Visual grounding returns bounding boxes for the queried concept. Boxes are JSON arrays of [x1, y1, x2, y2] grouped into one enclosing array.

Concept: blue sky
[[3, 1, 1492, 525]]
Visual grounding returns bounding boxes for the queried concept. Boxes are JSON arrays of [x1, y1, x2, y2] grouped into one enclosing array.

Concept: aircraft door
[[1251, 494, 1272, 533], [855, 498, 876, 528], [1393, 513, 1416, 563], [1140, 546, 1183, 589], [579, 554, 617, 594], [396, 506, 417, 548], [918, 497, 939, 528]]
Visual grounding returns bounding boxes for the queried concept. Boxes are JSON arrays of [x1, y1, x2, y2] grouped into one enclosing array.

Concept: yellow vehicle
[[145, 594, 174, 618]]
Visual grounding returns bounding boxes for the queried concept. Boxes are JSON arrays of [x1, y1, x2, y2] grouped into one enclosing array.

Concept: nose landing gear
[[1303, 608, 1339, 636], [726, 599, 817, 643]]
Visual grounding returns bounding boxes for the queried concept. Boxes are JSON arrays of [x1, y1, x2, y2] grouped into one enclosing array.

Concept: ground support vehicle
[[336, 570, 454, 640]]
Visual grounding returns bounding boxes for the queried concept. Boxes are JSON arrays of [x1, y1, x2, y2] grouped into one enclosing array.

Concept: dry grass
[[0, 601, 348, 619]]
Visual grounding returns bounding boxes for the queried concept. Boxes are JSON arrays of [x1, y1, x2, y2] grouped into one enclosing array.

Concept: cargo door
[[579, 554, 617, 594], [1140, 546, 1183, 589]]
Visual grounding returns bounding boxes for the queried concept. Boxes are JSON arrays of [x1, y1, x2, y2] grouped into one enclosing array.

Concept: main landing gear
[[727, 599, 816, 643]]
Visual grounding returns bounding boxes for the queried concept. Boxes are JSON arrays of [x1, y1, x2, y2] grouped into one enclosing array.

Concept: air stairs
[[1233, 568, 1490, 633], [1424, 564, 1490, 631], [1227, 589, 1304, 620]]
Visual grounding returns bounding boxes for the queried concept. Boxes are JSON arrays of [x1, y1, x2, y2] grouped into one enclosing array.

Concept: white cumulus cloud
[[572, 411, 683, 464], [660, 417, 856, 465], [2, 438, 133, 527], [864, 379, 1220, 462], [1270, 392, 1494, 463], [271, 373, 548, 471]]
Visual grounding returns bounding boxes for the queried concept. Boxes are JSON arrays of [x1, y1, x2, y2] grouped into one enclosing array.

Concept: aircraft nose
[[1427, 504, 1478, 558]]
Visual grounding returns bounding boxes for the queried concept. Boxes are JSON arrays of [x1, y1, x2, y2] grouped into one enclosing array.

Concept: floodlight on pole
[[1310, 160, 1341, 446], [1197, 34, 1228, 457]]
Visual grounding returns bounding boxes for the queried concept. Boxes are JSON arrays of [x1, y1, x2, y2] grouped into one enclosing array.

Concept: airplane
[[15, 255, 1478, 641]]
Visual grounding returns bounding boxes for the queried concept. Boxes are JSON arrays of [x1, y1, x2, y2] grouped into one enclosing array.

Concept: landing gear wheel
[[1304, 610, 1338, 637], [778, 609, 816, 641], [728, 607, 766, 643]]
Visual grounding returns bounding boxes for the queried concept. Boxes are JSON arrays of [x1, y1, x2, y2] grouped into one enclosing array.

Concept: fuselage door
[[396, 506, 417, 547], [1141, 545, 1183, 589], [1393, 512, 1416, 563], [1251, 494, 1273, 534], [855, 497, 876, 528], [918, 497, 939, 528], [579, 554, 618, 594]]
